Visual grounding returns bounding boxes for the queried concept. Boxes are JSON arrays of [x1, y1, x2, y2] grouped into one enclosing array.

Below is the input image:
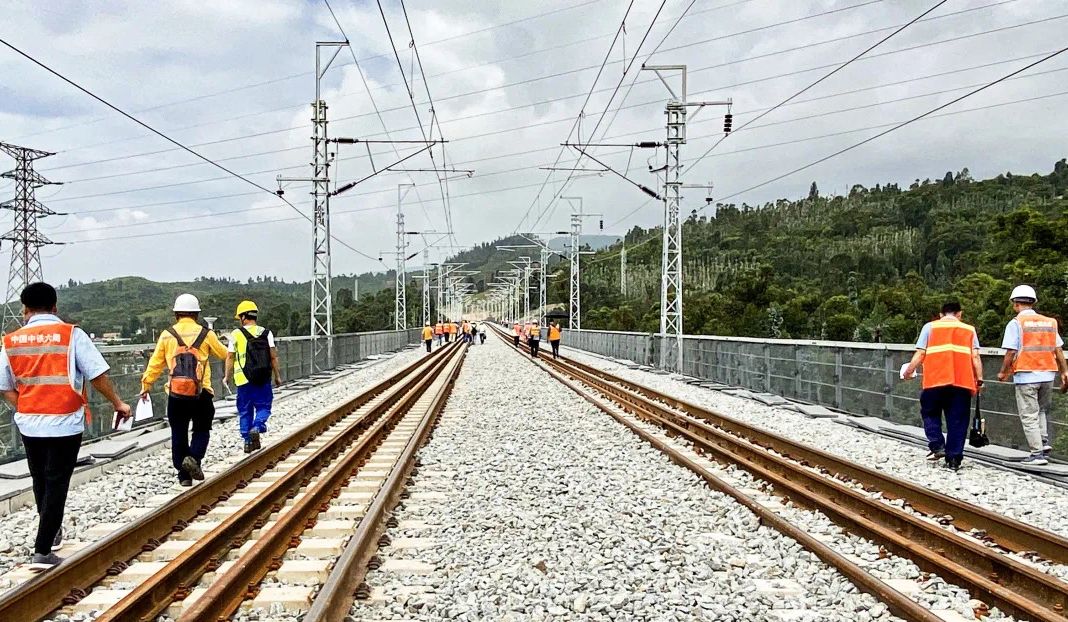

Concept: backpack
[[239, 327, 273, 386], [165, 326, 209, 399]]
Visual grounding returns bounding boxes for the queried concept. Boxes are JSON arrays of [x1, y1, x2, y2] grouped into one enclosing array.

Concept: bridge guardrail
[[0, 328, 421, 464], [563, 329, 1068, 456]]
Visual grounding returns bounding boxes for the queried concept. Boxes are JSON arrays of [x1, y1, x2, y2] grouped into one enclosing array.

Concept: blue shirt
[[0, 314, 110, 437], [915, 318, 980, 350], [1001, 309, 1064, 384]]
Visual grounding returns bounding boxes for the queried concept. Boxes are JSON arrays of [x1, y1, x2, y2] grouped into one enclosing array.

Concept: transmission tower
[[0, 142, 62, 333], [620, 243, 627, 296], [643, 65, 729, 371]]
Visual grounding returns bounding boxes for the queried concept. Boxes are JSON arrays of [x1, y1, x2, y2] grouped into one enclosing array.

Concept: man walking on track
[[434, 321, 444, 346], [224, 300, 282, 454], [421, 322, 434, 353], [512, 322, 521, 347], [902, 301, 983, 472], [997, 285, 1068, 465], [528, 320, 541, 358], [548, 321, 562, 359], [141, 294, 228, 486], [0, 282, 131, 567]]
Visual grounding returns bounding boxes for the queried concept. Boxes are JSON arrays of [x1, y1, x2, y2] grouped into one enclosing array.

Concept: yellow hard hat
[[235, 300, 258, 319]]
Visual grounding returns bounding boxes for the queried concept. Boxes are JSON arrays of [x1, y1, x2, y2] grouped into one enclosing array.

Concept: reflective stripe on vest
[[921, 318, 977, 392], [1014, 314, 1059, 372], [3, 323, 85, 416]]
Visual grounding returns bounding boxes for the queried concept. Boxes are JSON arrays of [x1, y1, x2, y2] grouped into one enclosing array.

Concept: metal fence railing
[[564, 329, 1068, 457], [0, 328, 421, 464]]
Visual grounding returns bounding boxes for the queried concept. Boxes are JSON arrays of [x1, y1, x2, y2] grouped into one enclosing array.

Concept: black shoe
[[926, 449, 945, 462], [30, 552, 62, 567], [182, 456, 204, 481], [249, 428, 261, 451], [942, 457, 961, 472], [179, 479, 193, 487], [51, 527, 62, 552], [244, 441, 253, 454]]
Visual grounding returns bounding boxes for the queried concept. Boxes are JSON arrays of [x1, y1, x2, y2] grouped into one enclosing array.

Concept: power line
[[0, 35, 382, 264], [11, 0, 607, 143], [686, 0, 950, 176], [42, 0, 1032, 177]]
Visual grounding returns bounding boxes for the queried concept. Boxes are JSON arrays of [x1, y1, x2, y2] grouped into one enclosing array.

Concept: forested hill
[[573, 160, 1068, 346]]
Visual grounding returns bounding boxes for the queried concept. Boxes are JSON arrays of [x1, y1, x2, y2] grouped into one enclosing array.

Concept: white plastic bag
[[113, 411, 133, 431], [899, 363, 917, 380], [134, 395, 154, 422]]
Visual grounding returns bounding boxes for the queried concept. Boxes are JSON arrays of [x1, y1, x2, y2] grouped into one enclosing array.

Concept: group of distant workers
[[0, 282, 282, 566], [420, 319, 486, 352], [903, 284, 1068, 471], [511, 320, 563, 359]]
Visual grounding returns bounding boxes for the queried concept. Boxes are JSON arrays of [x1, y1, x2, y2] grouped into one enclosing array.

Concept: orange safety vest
[[528, 325, 540, 338], [3, 323, 87, 418], [1014, 313, 1059, 372], [512, 324, 521, 336], [463, 323, 471, 334], [446, 323, 455, 334], [921, 317, 978, 392], [434, 323, 443, 335], [549, 325, 561, 340]]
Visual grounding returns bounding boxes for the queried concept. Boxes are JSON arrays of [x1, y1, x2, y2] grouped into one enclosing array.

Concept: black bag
[[240, 327, 273, 385], [969, 393, 990, 448]]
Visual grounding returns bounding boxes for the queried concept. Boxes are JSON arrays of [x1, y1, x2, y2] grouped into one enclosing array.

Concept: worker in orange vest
[[528, 320, 541, 358], [445, 320, 455, 343], [512, 322, 521, 347], [0, 282, 131, 566], [902, 301, 982, 471], [434, 322, 444, 346], [996, 285, 1068, 465], [548, 321, 562, 359]]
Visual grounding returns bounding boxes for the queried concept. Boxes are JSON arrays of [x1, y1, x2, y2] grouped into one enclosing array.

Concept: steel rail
[[545, 355, 1068, 621], [560, 353, 1068, 564], [0, 344, 442, 622], [491, 325, 1068, 620], [486, 324, 937, 621], [305, 341, 467, 622], [178, 342, 466, 621], [94, 343, 460, 622]]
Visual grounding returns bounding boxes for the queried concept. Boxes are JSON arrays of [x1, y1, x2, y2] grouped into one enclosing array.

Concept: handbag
[[969, 392, 990, 448]]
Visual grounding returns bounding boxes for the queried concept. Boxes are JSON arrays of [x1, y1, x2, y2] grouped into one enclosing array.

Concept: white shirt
[[226, 325, 276, 352]]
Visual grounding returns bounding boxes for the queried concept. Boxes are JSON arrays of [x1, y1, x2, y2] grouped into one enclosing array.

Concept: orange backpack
[[166, 326, 209, 399]]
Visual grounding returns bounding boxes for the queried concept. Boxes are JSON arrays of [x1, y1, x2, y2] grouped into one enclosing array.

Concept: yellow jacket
[[141, 318, 228, 395]]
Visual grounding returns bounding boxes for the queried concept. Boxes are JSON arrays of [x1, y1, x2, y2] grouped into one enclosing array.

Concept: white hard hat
[[173, 293, 201, 313], [1010, 284, 1038, 303]]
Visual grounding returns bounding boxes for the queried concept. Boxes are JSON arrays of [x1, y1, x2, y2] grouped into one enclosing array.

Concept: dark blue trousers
[[919, 386, 972, 458]]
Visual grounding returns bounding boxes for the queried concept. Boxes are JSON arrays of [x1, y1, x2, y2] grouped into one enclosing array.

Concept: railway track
[[0, 341, 465, 622], [493, 324, 1068, 621]]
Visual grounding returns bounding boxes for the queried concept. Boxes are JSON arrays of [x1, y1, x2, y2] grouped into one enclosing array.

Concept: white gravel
[[350, 336, 911, 622], [0, 347, 423, 580], [563, 347, 1068, 542]]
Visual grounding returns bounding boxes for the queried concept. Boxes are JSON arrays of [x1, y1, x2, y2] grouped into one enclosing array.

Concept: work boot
[[179, 479, 193, 487], [250, 428, 262, 451], [942, 456, 961, 472], [30, 552, 62, 567], [182, 456, 205, 481], [51, 527, 63, 552], [244, 440, 253, 454]]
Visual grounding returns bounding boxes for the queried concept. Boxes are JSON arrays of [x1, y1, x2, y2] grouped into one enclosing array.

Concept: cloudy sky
[[0, 0, 1064, 284]]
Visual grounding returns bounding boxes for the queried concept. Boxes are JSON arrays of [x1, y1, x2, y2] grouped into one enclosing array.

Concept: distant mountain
[[546, 234, 622, 253]]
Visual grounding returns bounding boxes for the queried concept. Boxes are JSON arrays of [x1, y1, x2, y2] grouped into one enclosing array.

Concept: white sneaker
[[1021, 453, 1049, 466]]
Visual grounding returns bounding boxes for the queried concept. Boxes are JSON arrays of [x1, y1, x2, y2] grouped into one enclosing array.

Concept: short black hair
[[21, 282, 57, 312], [240, 311, 258, 320], [941, 301, 962, 315]]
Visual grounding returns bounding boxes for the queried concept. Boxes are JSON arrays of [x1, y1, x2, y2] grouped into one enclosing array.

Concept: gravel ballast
[[0, 347, 423, 580], [351, 337, 913, 621], [563, 347, 1068, 541]]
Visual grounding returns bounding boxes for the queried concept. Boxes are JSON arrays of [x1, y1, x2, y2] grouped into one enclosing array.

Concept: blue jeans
[[919, 386, 972, 458], [237, 382, 274, 441]]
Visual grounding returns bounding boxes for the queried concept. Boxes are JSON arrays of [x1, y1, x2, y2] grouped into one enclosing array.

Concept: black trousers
[[530, 339, 540, 357], [424, 339, 432, 352], [513, 335, 520, 346], [479, 333, 486, 344], [22, 432, 82, 555], [550, 339, 560, 358], [168, 390, 215, 481]]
